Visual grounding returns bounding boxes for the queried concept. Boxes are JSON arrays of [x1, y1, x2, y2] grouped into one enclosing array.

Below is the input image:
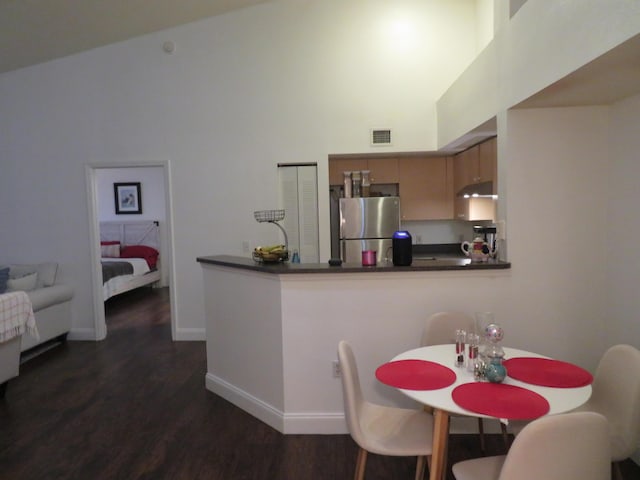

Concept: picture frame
[[114, 182, 142, 214]]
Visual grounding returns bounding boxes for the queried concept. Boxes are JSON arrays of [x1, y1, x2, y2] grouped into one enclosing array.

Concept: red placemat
[[375, 360, 456, 390], [452, 383, 550, 420], [503, 357, 593, 388]]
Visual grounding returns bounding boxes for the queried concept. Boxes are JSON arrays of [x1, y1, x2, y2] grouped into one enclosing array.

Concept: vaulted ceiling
[[0, 0, 267, 74]]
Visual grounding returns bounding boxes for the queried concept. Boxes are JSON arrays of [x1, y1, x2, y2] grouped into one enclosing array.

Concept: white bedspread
[[0, 291, 39, 343], [101, 257, 150, 276]]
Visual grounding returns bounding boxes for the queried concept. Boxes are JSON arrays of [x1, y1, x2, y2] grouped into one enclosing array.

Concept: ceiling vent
[[371, 128, 392, 146]]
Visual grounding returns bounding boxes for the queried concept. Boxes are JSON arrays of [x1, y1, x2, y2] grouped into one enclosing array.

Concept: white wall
[[0, 1, 478, 340], [95, 166, 166, 222], [437, 0, 640, 147], [605, 93, 640, 349]]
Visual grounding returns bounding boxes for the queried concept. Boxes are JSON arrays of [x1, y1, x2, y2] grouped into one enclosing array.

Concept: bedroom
[[93, 165, 172, 333]]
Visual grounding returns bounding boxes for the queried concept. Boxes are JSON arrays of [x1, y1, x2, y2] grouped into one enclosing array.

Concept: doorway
[[85, 162, 176, 341]]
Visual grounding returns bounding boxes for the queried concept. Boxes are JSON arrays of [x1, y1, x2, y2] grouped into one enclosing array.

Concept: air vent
[[371, 128, 392, 146]]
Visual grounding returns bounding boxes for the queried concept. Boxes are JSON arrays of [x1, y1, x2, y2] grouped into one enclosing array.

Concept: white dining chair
[[421, 311, 508, 452], [337, 340, 434, 480], [570, 344, 640, 480], [451, 411, 611, 480]]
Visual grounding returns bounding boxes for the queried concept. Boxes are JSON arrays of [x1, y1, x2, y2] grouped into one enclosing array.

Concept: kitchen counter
[[196, 255, 510, 273], [198, 252, 511, 435]]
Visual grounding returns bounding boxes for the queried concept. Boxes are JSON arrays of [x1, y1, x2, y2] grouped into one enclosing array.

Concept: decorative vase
[[485, 356, 507, 383]]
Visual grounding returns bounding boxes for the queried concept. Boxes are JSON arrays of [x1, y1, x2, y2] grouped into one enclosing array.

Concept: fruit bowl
[[252, 246, 289, 263]]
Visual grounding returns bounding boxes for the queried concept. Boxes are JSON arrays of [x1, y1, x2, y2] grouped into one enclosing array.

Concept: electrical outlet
[[242, 240, 250, 253], [415, 234, 422, 244], [332, 360, 341, 378]]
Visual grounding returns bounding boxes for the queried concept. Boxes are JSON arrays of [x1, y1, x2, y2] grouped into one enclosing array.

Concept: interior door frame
[[85, 160, 177, 340]]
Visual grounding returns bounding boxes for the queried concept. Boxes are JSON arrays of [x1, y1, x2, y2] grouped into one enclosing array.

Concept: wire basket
[[254, 210, 285, 223]]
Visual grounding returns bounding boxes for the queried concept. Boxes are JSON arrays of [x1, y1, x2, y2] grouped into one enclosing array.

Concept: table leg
[[429, 409, 450, 480]]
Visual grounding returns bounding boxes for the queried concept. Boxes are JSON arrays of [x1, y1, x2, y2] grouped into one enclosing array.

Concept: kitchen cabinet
[[398, 156, 453, 221], [367, 158, 399, 184], [328, 158, 367, 185], [453, 137, 497, 220], [453, 137, 497, 195], [328, 157, 398, 185]]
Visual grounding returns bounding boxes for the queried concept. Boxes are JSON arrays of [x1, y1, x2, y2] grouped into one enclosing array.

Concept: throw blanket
[[101, 261, 134, 284], [0, 291, 39, 343]]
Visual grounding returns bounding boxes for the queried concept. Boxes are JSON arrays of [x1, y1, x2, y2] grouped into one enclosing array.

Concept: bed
[[100, 221, 162, 301]]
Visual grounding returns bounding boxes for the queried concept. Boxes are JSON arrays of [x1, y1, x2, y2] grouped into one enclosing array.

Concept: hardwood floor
[[1, 287, 639, 479]]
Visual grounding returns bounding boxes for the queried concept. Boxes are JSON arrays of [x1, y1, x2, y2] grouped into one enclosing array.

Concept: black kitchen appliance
[[392, 230, 412, 266]]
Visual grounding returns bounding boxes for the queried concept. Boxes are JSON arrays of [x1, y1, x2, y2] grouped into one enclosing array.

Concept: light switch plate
[[496, 220, 506, 240]]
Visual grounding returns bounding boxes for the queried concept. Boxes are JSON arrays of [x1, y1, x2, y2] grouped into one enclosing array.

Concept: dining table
[[376, 344, 593, 480]]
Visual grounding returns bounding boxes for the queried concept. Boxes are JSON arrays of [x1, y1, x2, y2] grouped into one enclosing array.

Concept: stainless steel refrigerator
[[339, 197, 400, 263]]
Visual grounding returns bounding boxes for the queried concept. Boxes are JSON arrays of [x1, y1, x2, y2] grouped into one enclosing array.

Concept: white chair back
[[337, 340, 366, 447], [421, 311, 474, 346], [582, 344, 640, 462], [498, 412, 610, 480]]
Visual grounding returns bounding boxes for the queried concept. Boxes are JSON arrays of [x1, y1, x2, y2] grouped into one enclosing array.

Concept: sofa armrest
[[27, 285, 74, 312]]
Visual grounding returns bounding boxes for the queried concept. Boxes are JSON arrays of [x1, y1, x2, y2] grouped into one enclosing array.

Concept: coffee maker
[[473, 225, 497, 257]]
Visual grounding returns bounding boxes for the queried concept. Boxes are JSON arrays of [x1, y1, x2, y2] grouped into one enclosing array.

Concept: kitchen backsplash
[[401, 219, 493, 245]]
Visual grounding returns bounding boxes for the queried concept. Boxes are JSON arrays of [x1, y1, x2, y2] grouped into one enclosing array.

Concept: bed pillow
[[7, 272, 38, 292], [0, 267, 9, 294], [120, 245, 159, 269], [101, 241, 121, 258]]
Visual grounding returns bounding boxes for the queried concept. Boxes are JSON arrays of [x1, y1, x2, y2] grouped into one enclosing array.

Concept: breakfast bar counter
[[197, 254, 510, 273], [198, 254, 511, 435]]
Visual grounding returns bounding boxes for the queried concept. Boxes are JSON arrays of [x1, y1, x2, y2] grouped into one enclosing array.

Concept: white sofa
[[0, 262, 73, 397], [2, 262, 74, 352]]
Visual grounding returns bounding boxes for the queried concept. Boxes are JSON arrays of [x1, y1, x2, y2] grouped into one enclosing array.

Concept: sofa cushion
[[27, 285, 74, 312], [7, 272, 38, 292], [9, 262, 58, 288], [0, 267, 9, 294]]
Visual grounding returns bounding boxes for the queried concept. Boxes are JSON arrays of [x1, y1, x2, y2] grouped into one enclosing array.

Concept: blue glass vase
[[485, 356, 507, 383]]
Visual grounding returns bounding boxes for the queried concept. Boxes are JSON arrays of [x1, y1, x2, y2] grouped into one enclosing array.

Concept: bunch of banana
[[254, 244, 288, 262], [255, 244, 287, 254]]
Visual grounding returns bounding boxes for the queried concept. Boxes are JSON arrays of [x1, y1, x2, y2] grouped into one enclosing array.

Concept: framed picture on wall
[[114, 182, 142, 214]]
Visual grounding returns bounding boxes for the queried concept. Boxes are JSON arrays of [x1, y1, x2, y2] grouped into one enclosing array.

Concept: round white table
[[389, 344, 592, 480]]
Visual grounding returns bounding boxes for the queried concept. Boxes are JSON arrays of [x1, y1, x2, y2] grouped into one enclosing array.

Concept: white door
[[278, 165, 319, 263]]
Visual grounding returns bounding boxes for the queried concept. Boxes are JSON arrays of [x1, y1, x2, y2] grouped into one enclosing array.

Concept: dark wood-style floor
[[1, 287, 639, 480]]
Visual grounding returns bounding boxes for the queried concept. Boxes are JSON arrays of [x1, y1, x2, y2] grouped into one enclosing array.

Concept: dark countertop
[[197, 254, 510, 274]]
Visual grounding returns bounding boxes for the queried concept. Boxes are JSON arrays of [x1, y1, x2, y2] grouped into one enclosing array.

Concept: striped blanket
[[0, 291, 39, 343]]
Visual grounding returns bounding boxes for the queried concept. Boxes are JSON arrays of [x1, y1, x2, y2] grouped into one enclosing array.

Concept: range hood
[[457, 181, 495, 198], [456, 181, 497, 221]]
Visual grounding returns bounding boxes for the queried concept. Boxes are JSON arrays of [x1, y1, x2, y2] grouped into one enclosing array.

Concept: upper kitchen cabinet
[[367, 158, 399, 184], [328, 158, 367, 185], [398, 156, 453, 221], [328, 157, 399, 185], [453, 137, 497, 195]]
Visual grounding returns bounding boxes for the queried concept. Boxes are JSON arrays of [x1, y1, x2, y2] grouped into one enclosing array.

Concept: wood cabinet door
[[328, 158, 368, 185], [453, 145, 480, 193], [367, 158, 399, 184], [399, 156, 453, 221], [478, 137, 497, 188]]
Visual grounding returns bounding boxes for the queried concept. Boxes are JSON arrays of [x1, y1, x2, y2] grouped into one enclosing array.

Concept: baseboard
[[67, 328, 98, 341], [205, 373, 348, 434], [174, 328, 205, 341]]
